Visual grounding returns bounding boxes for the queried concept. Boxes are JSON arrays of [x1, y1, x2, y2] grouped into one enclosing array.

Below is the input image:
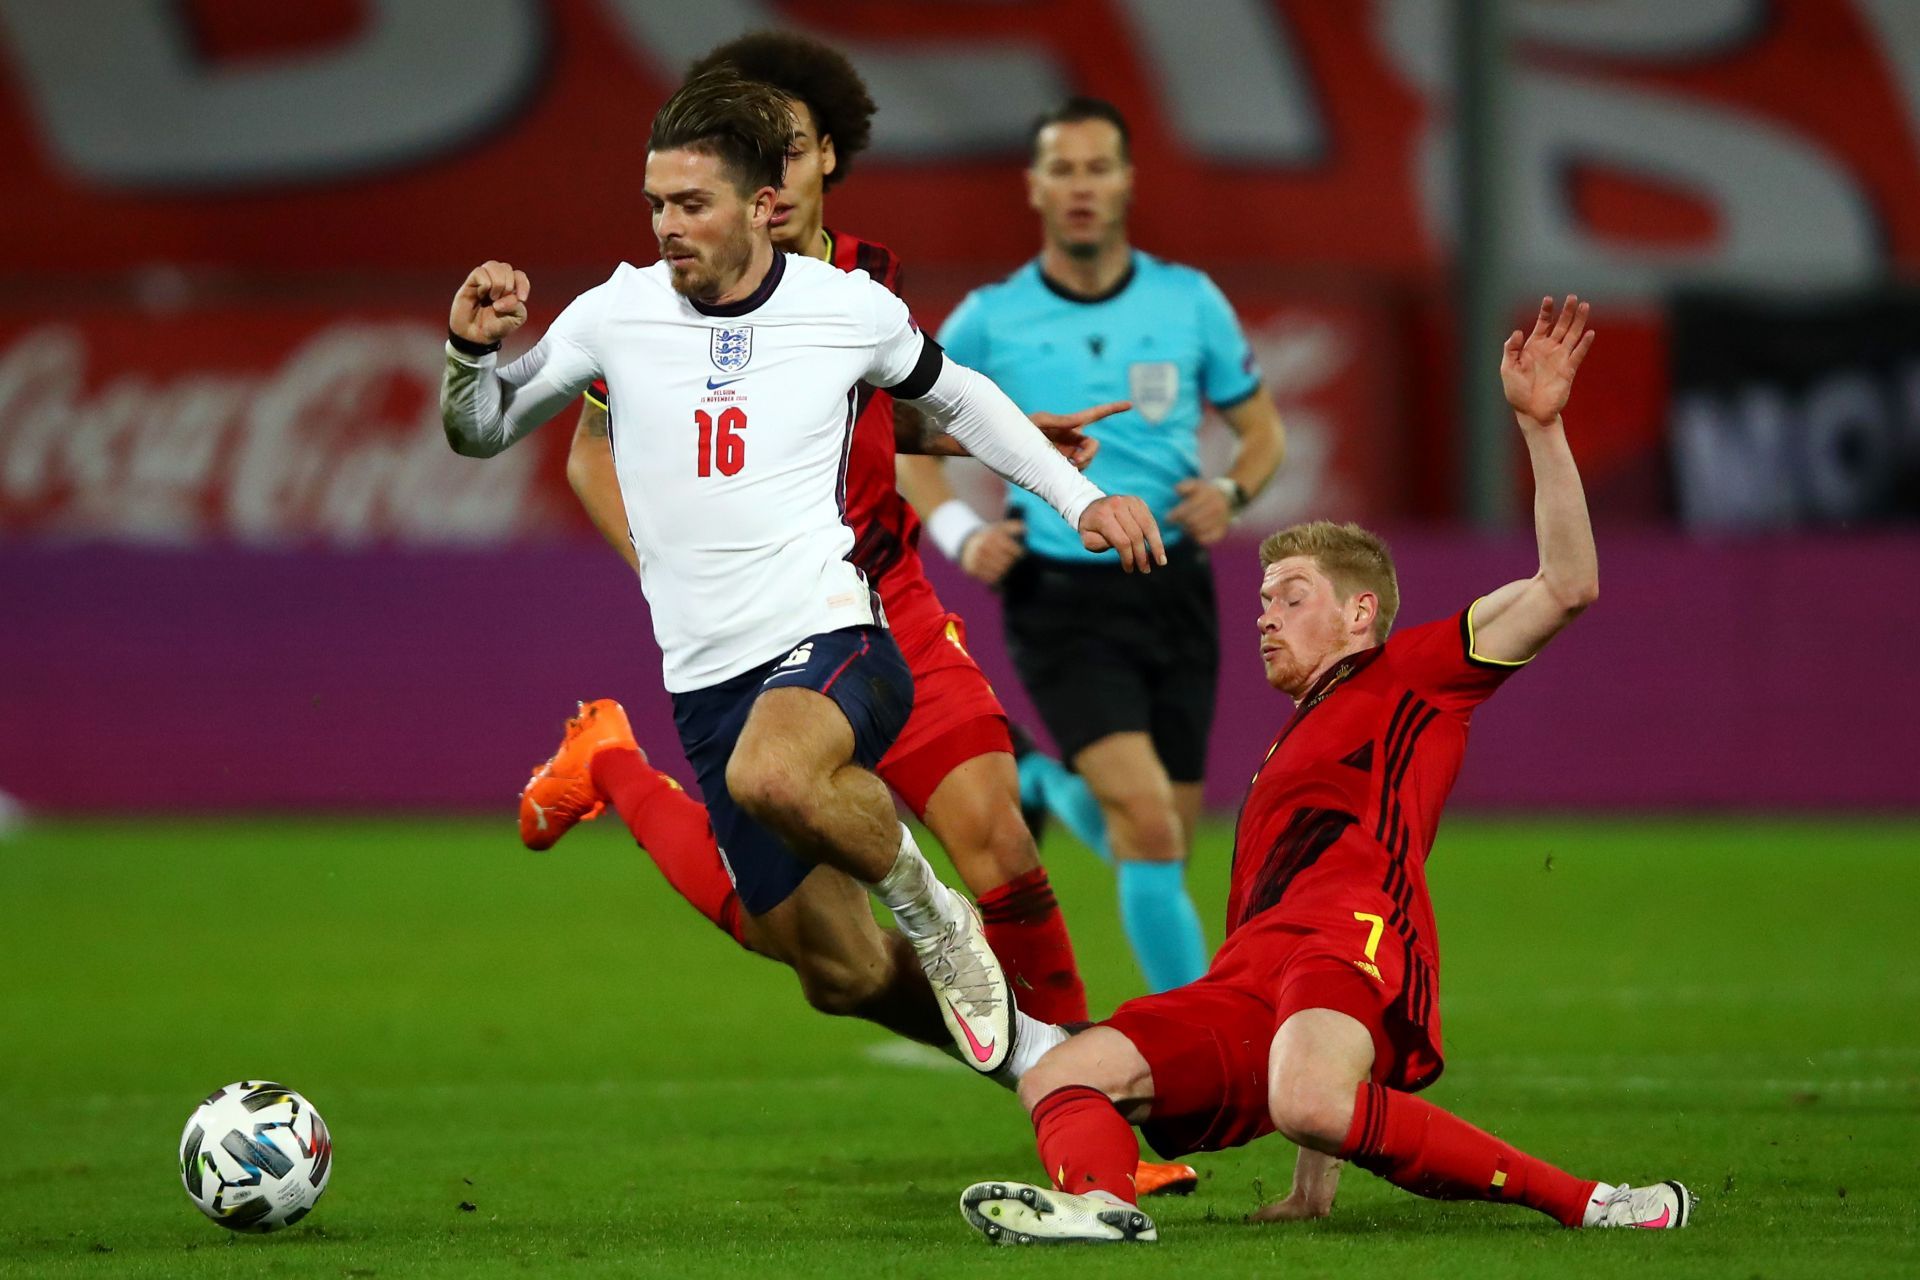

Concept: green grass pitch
[[2, 815, 1916, 1277]]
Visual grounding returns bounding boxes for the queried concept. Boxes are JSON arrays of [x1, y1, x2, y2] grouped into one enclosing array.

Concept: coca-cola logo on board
[[0, 319, 552, 546]]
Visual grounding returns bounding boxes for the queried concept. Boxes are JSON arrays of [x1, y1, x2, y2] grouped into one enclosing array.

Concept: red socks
[[1341, 1082, 1598, 1227], [590, 748, 747, 946], [1032, 1086, 1140, 1203], [977, 868, 1088, 1024]]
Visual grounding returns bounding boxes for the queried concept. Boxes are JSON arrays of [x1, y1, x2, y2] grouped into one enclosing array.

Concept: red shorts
[[873, 559, 1011, 817], [1102, 903, 1443, 1160]]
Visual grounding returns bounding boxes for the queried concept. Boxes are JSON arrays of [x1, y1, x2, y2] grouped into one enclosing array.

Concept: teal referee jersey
[[938, 251, 1261, 563]]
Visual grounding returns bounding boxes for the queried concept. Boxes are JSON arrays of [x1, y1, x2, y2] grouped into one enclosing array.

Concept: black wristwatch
[[1210, 476, 1250, 512]]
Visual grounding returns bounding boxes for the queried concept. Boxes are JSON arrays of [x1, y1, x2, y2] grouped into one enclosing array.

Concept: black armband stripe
[[447, 330, 502, 357], [883, 334, 945, 401]]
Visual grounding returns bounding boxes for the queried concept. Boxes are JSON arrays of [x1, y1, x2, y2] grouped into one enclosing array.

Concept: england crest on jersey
[[1128, 361, 1179, 424], [711, 326, 753, 373]]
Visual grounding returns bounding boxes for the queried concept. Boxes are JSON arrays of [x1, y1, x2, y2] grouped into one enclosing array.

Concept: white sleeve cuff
[[926, 499, 988, 562], [444, 339, 497, 369]]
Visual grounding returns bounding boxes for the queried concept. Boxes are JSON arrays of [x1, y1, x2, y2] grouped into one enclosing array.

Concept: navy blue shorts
[[671, 626, 914, 916]]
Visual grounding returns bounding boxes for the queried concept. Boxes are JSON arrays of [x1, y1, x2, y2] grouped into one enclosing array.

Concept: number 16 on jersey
[[696, 408, 747, 477]]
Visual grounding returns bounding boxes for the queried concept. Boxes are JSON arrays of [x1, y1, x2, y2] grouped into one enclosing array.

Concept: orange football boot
[[518, 698, 640, 850], [1134, 1160, 1199, 1197]]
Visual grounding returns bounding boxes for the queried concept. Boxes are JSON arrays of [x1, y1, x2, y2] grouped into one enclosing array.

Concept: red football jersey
[[1221, 609, 1527, 957], [585, 229, 926, 590]]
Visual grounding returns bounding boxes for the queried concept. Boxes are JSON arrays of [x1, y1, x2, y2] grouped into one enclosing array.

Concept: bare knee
[[1268, 1067, 1358, 1152], [1017, 1061, 1119, 1118], [726, 744, 817, 835], [1104, 791, 1182, 862], [1074, 735, 1184, 862], [919, 757, 1039, 895], [1015, 1027, 1151, 1116], [1267, 1008, 1374, 1151], [945, 800, 1038, 895]]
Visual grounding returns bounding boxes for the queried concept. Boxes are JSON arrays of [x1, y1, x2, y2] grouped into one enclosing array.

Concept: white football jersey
[[463, 252, 931, 691]]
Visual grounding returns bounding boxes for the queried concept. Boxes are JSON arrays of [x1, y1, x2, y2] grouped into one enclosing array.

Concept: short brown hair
[[1029, 96, 1132, 164], [1259, 521, 1400, 643], [688, 32, 876, 190], [648, 72, 793, 195]]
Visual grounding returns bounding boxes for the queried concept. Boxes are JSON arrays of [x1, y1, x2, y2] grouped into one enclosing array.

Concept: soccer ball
[[179, 1081, 332, 1232]]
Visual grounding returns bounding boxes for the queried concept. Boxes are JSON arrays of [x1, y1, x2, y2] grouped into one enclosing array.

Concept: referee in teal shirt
[[903, 98, 1286, 992]]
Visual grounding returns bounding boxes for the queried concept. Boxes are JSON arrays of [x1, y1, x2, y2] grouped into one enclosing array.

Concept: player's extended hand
[[1501, 294, 1594, 429], [450, 260, 533, 346], [1250, 1194, 1332, 1224], [960, 519, 1025, 587], [1029, 399, 1128, 470], [1168, 477, 1233, 545], [1078, 494, 1166, 573]]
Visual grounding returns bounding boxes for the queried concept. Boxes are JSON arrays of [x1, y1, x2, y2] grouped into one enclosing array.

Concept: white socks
[[949, 1013, 1068, 1090], [870, 825, 953, 942], [1001, 1015, 1068, 1083], [874, 823, 1073, 1086]]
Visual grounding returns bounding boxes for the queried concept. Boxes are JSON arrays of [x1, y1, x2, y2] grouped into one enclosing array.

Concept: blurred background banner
[[1670, 290, 1920, 528], [2, 0, 1917, 813], [5, 1, 1918, 284], [4, 0, 1918, 532]]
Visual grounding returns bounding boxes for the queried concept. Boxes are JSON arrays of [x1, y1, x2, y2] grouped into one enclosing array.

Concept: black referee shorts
[[1001, 538, 1219, 782]]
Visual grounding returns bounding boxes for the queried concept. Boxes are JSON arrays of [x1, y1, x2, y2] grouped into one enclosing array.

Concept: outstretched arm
[[566, 399, 639, 574], [1468, 295, 1599, 664], [893, 393, 1118, 582], [902, 357, 1166, 573], [894, 399, 1112, 469], [866, 283, 1159, 570]]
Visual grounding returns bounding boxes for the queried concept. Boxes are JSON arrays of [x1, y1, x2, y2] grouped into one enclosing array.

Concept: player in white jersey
[[440, 73, 1164, 1078]]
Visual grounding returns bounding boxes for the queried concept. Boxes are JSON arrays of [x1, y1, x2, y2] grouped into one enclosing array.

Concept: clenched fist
[[450, 260, 532, 347]]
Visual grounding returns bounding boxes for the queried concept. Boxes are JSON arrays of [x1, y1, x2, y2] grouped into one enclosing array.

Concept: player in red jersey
[[528, 32, 1197, 1195], [957, 297, 1697, 1244]]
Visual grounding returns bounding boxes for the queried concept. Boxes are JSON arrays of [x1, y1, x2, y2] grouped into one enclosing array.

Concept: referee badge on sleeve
[[1128, 360, 1178, 424]]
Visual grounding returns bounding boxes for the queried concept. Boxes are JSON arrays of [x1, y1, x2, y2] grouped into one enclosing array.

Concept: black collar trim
[[690, 249, 786, 317], [1037, 254, 1136, 305]]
